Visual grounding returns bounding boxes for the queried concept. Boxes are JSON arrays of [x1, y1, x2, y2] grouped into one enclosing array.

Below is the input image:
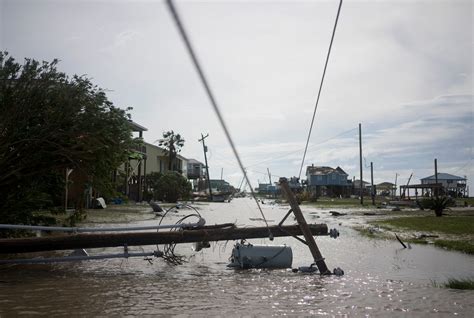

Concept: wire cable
[[166, 0, 273, 240], [298, 0, 344, 179]]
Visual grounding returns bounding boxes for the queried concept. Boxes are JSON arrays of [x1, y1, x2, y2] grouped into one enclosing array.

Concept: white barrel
[[228, 243, 292, 269]]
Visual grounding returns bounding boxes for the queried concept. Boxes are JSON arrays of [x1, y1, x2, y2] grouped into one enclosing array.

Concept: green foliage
[[158, 130, 185, 171], [434, 240, 474, 255], [433, 278, 474, 290], [0, 52, 135, 225], [419, 197, 456, 216], [147, 171, 191, 203], [375, 216, 474, 235]]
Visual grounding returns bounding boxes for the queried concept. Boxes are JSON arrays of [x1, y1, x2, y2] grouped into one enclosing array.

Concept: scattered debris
[[333, 267, 345, 276], [330, 211, 347, 216], [395, 233, 407, 248], [415, 234, 439, 239], [149, 201, 163, 213], [368, 226, 381, 234], [228, 242, 293, 269], [293, 263, 318, 273]]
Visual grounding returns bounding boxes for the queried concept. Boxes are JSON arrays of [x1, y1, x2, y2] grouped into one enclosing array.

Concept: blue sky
[[1, 0, 472, 193]]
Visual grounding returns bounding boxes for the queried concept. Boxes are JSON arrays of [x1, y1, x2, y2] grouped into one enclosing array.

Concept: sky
[[1, 0, 473, 193]]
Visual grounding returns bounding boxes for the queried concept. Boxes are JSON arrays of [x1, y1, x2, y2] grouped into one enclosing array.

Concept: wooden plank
[[0, 224, 328, 254], [279, 178, 331, 275]]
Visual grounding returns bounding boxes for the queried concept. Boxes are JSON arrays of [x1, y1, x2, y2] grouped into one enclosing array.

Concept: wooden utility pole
[[267, 168, 272, 185], [199, 133, 213, 200], [279, 178, 331, 275], [394, 173, 398, 199], [0, 224, 328, 254], [359, 123, 364, 205], [434, 158, 438, 198], [370, 162, 375, 205]]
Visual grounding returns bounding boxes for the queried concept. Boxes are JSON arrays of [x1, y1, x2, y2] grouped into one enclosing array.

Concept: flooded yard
[[1, 198, 473, 316]]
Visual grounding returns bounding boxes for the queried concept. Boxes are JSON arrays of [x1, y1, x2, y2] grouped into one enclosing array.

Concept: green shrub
[[147, 171, 191, 203]]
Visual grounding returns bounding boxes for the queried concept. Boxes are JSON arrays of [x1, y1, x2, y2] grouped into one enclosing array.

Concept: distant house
[[142, 142, 188, 176], [124, 141, 188, 202], [187, 159, 205, 180], [258, 183, 279, 195], [209, 179, 232, 193], [376, 182, 396, 197], [352, 179, 371, 196], [421, 173, 467, 197], [306, 165, 351, 197]]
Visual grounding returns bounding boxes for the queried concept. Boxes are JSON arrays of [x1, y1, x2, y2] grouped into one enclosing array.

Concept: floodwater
[[1, 198, 473, 316]]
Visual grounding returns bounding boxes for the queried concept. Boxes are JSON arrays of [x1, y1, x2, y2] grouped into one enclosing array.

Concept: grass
[[434, 240, 474, 254], [433, 278, 474, 290], [456, 197, 474, 206], [302, 198, 385, 208], [367, 215, 474, 254], [375, 216, 474, 235]]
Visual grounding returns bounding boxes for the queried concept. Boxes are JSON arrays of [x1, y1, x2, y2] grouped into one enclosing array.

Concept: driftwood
[[0, 223, 328, 254]]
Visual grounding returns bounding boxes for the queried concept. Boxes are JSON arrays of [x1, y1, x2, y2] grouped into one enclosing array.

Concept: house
[[187, 159, 205, 180], [124, 141, 188, 202], [352, 179, 371, 196], [376, 182, 396, 197], [209, 179, 232, 193], [420, 173, 467, 197], [306, 165, 351, 197]]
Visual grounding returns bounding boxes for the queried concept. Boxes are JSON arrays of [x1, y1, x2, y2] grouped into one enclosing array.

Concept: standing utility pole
[[434, 158, 438, 198], [394, 173, 399, 199], [220, 168, 223, 180], [199, 133, 213, 200], [359, 123, 364, 205], [370, 162, 375, 205], [267, 168, 272, 185]]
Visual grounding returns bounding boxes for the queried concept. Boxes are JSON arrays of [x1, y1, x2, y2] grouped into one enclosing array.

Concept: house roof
[[187, 158, 204, 165], [421, 173, 466, 181], [353, 179, 370, 186], [128, 120, 148, 132], [306, 166, 348, 176], [144, 142, 187, 161], [377, 182, 395, 187]]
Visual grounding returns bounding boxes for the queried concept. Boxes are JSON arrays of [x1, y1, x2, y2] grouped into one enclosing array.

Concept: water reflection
[[1, 198, 473, 316]]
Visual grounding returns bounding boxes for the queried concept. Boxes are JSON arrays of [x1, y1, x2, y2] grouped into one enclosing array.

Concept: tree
[[158, 130, 185, 172], [0, 52, 136, 225], [147, 171, 191, 203]]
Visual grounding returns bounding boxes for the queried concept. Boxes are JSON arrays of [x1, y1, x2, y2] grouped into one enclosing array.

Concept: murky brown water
[[1, 198, 473, 316]]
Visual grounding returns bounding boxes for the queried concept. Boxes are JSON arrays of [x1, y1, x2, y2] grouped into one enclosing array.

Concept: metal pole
[[279, 178, 331, 275], [359, 123, 364, 205], [199, 133, 213, 200], [370, 162, 375, 205]]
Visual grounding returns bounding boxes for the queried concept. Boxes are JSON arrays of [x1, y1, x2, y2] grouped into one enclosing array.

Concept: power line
[[298, 0, 344, 179], [166, 0, 272, 239], [247, 126, 357, 168]]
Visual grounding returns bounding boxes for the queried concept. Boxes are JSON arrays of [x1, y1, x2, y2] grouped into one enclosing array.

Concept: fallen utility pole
[[279, 178, 331, 275], [0, 223, 328, 254]]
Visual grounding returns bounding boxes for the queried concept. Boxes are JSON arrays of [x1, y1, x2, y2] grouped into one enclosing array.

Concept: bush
[[147, 171, 191, 203], [419, 197, 456, 217]]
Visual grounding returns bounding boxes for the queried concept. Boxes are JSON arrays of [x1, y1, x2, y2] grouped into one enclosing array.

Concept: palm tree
[[158, 130, 185, 171]]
